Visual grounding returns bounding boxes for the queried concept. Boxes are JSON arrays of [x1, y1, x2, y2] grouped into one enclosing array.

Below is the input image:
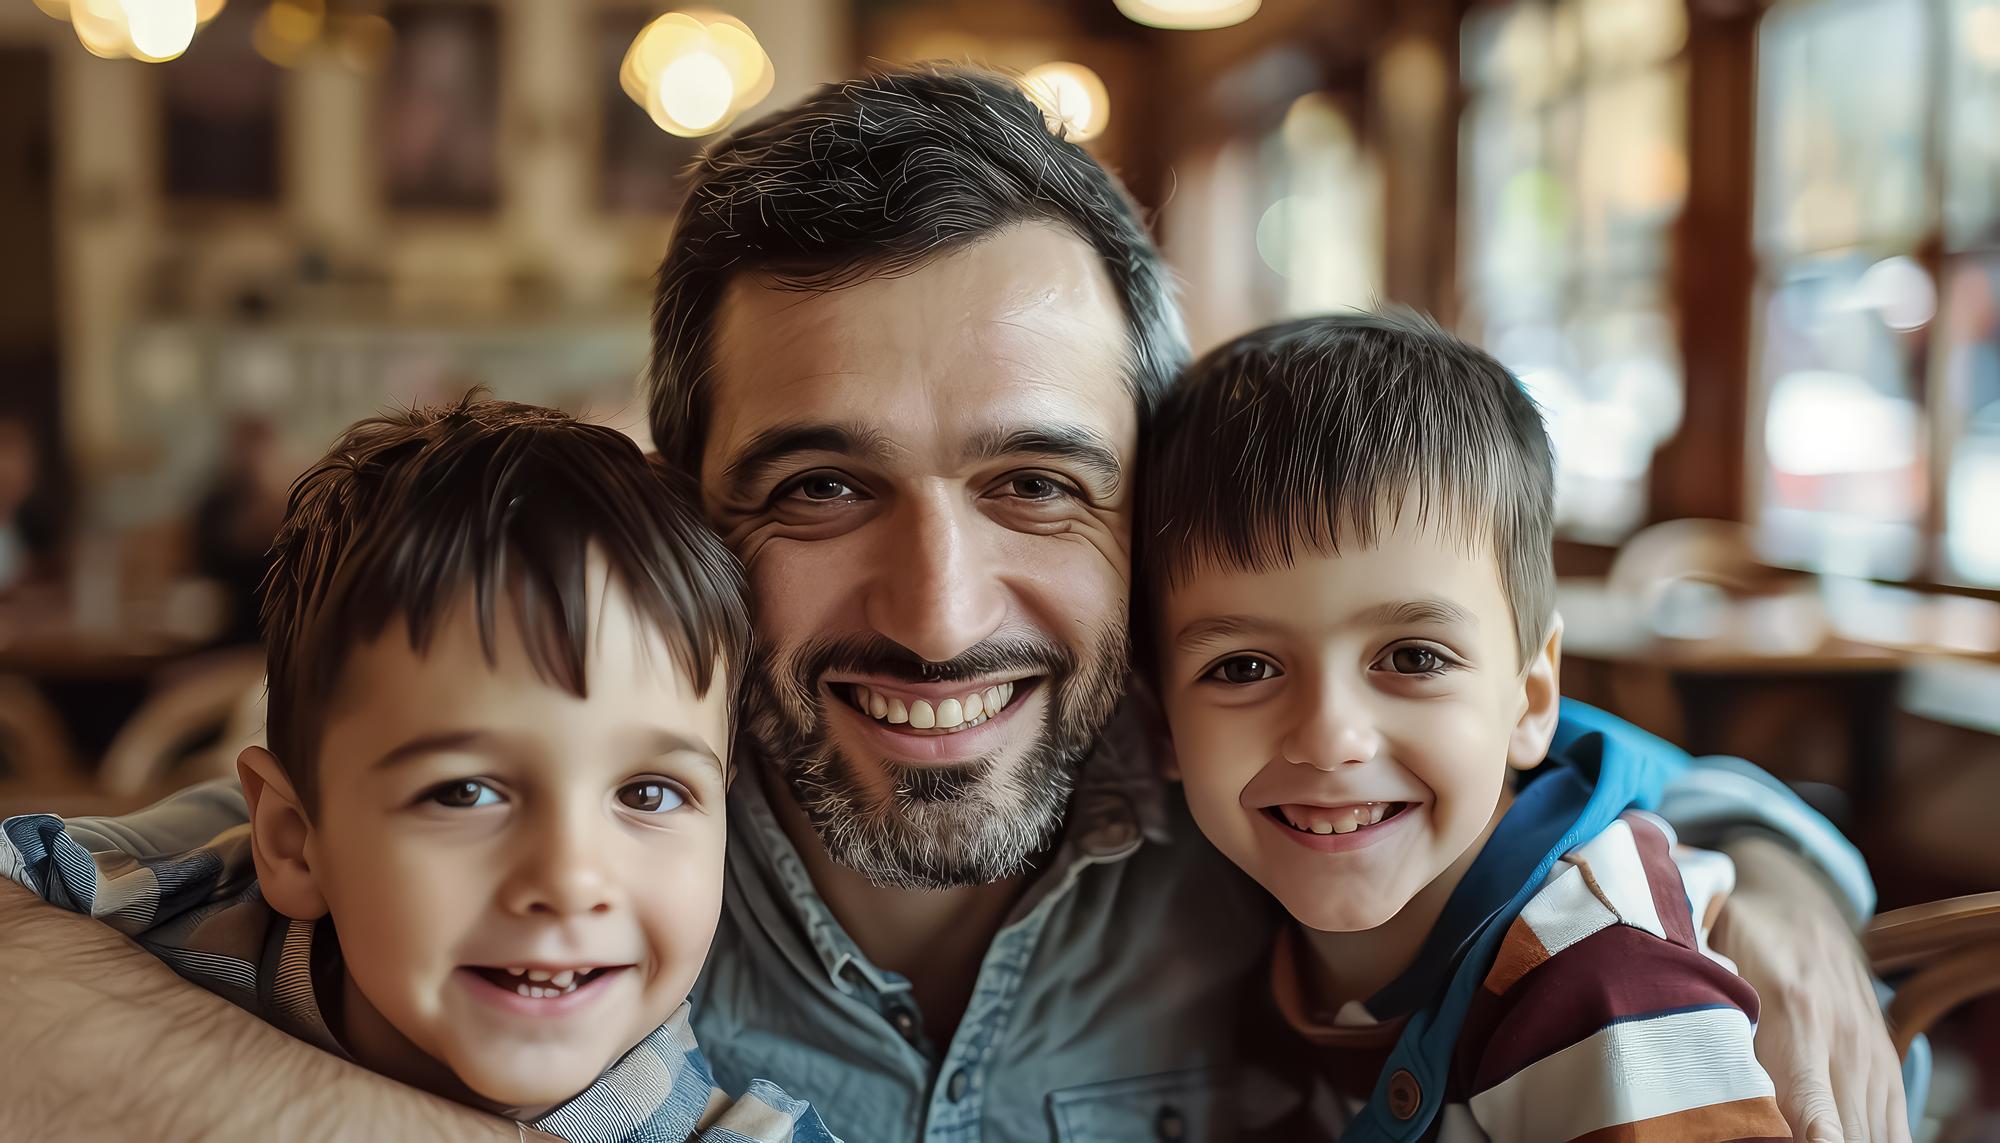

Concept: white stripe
[[1515, 855, 1619, 958], [1468, 1006, 1775, 1139], [1567, 817, 1667, 939]]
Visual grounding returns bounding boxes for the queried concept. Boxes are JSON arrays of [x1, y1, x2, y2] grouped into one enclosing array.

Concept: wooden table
[[1558, 579, 1908, 810]]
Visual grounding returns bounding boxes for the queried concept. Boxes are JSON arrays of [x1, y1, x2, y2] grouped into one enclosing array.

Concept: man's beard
[[743, 624, 1130, 890]]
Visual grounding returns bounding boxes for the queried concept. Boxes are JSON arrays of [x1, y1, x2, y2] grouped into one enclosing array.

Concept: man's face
[[298, 573, 731, 1112], [1156, 511, 1559, 933], [700, 223, 1137, 889]]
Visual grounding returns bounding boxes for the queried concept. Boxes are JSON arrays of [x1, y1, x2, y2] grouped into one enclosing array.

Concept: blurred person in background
[[191, 414, 289, 647], [0, 414, 59, 597]]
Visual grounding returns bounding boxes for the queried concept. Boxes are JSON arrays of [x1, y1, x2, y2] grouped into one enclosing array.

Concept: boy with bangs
[[1, 398, 836, 1143], [1141, 313, 1792, 1140]]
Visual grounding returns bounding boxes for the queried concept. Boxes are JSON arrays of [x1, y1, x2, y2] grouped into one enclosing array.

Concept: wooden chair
[[1865, 891, 2000, 1059], [96, 646, 265, 800]]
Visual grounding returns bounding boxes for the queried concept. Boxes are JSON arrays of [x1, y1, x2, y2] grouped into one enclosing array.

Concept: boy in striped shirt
[[3, 398, 836, 1143], [1141, 313, 1792, 1140]]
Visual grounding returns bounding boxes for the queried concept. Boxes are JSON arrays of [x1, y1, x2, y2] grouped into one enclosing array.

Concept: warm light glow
[[194, 0, 224, 23], [621, 9, 775, 137], [655, 51, 734, 133], [1022, 62, 1110, 142], [1113, 0, 1260, 30], [71, 0, 134, 59], [122, 0, 197, 62], [1968, 4, 2000, 69], [253, 0, 324, 67], [32, 0, 70, 21]]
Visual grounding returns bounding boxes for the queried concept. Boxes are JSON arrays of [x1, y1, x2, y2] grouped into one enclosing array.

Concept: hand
[[1716, 836, 1910, 1143]]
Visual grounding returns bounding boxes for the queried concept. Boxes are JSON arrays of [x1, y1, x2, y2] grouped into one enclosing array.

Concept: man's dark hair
[[646, 63, 1188, 476], [262, 396, 750, 808], [1139, 311, 1556, 665]]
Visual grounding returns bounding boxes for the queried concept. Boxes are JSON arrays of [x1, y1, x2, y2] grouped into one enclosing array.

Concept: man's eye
[[785, 474, 855, 502], [427, 780, 503, 809], [1206, 656, 1282, 685], [1383, 646, 1449, 676], [616, 780, 687, 815], [1008, 475, 1068, 501]]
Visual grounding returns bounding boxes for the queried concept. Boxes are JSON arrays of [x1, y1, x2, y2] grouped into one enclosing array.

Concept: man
[[0, 67, 1906, 1142]]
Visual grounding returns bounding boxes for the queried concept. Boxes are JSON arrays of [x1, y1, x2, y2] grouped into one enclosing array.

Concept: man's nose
[[499, 805, 619, 919], [1279, 677, 1381, 771], [863, 489, 1007, 665]]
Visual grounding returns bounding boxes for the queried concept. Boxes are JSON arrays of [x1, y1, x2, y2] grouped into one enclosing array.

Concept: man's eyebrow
[[720, 422, 895, 498], [963, 425, 1123, 491]]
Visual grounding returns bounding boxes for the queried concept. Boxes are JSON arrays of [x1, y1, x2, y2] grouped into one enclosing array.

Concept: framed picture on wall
[[596, 5, 701, 214], [380, 1, 501, 211], [161, 1, 282, 203]]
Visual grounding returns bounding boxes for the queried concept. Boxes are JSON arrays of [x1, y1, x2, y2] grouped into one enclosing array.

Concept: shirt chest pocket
[[1046, 1066, 1235, 1143]]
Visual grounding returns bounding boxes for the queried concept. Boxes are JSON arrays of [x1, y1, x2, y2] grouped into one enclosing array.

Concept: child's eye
[[616, 779, 688, 815], [426, 780, 503, 809], [1205, 655, 1283, 685], [1378, 646, 1452, 676]]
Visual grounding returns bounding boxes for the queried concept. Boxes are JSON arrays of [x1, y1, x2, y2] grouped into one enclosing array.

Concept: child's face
[[1155, 511, 1559, 934], [262, 575, 731, 1111]]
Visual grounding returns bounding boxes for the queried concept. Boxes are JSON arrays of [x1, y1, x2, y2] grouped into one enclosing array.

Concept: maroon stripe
[[1463, 922, 1763, 1093], [1625, 815, 1698, 949]]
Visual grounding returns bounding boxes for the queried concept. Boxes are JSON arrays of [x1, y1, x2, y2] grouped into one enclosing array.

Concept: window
[[1459, 0, 1690, 542], [1752, 0, 2000, 586]]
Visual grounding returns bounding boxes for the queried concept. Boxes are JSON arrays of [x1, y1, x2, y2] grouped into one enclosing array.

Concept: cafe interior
[[1, 0, 1998, 1133]]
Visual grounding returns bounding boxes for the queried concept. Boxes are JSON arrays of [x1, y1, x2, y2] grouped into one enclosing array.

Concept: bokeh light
[[1113, 0, 1261, 31], [1021, 62, 1110, 143], [620, 10, 775, 138]]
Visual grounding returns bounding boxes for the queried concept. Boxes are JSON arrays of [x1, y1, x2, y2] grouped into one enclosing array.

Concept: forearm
[[0, 881, 522, 1141]]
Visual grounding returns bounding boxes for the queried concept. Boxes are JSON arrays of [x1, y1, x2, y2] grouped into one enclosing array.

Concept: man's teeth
[[850, 682, 1016, 732], [1278, 803, 1398, 835], [501, 966, 583, 998]]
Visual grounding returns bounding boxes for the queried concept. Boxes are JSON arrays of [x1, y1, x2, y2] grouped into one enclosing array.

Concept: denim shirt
[[690, 700, 1283, 1143]]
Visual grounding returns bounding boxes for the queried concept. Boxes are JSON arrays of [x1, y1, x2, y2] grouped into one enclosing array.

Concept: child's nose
[[502, 813, 618, 917], [1279, 687, 1380, 771]]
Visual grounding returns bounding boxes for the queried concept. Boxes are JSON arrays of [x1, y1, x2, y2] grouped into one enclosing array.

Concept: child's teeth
[[1332, 819, 1359, 834], [507, 966, 526, 976], [551, 970, 576, 988], [1310, 821, 1333, 835], [527, 969, 553, 982]]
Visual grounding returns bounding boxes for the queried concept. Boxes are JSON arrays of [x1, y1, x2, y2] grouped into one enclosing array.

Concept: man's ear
[[237, 746, 329, 921], [1508, 615, 1564, 772]]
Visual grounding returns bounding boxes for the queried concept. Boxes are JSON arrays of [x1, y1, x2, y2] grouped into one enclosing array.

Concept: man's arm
[[1658, 753, 1907, 1143], [1716, 836, 1910, 1143], [0, 881, 533, 1141]]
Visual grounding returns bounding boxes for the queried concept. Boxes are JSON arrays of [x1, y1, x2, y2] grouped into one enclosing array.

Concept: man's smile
[[829, 676, 1035, 733]]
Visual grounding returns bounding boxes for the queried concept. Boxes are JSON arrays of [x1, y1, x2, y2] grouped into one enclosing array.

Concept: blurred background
[[0, 0, 1997, 1130]]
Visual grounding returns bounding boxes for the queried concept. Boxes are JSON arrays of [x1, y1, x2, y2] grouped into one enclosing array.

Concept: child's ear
[[1507, 615, 1564, 772], [236, 746, 329, 921]]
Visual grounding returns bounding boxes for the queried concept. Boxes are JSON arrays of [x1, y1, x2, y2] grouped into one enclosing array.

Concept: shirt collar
[[729, 693, 1179, 992]]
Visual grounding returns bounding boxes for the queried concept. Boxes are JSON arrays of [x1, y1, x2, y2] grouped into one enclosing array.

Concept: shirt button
[[946, 1069, 970, 1102], [889, 1007, 919, 1042], [1155, 1105, 1186, 1141], [1387, 1069, 1422, 1120]]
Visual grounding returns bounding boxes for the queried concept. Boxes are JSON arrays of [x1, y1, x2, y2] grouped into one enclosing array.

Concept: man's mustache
[[790, 632, 1076, 687]]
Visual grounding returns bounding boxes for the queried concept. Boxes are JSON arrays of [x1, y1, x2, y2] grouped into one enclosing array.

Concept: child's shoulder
[[1488, 809, 1731, 989]]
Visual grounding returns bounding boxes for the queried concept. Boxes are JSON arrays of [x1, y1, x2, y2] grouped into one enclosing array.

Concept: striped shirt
[[1270, 811, 1791, 1141], [0, 789, 839, 1143]]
